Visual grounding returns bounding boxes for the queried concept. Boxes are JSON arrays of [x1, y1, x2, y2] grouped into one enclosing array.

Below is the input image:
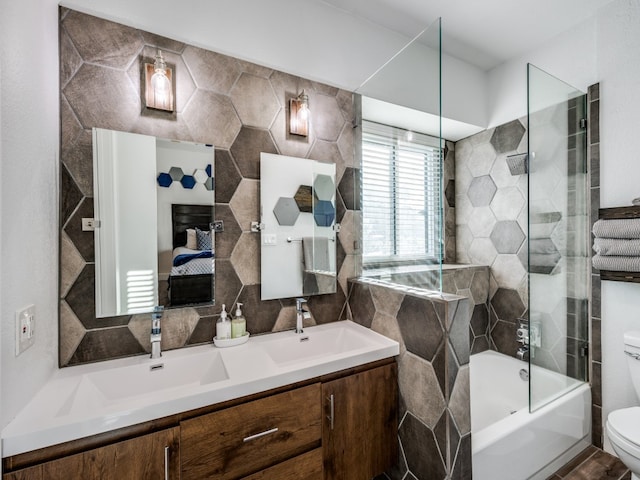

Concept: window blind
[[361, 121, 442, 264]]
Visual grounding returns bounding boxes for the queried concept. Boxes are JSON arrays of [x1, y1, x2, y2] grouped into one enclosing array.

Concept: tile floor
[[548, 446, 630, 480]]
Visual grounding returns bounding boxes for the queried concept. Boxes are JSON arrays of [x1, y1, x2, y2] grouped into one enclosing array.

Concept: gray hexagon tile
[[213, 204, 241, 259], [230, 233, 260, 285], [311, 92, 345, 142], [129, 308, 200, 352], [182, 45, 240, 94], [491, 187, 525, 221], [491, 287, 526, 321], [273, 197, 300, 226], [398, 352, 446, 429], [215, 149, 242, 204], [63, 11, 143, 69], [140, 32, 185, 54], [230, 73, 280, 128], [267, 70, 315, 108], [490, 119, 526, 154], [467, 143, 497, 177], [64, 64, 141, 132], [468, 206, 497, 238], [468, 238, 498, 266], [467, 175, 497, 207], [397, 295, 443, 362], [490, 221, 525, 254], [59, 301, 86, 366], [492, 254, 526, 288], [59, 27, 83, 90], [60, 232, 85, 298], [237, 59, 273, 78], [229, 179, 260, 231], [182, 89, 241, 148], [309, 140, 342, 168], [230, 126, 278, 179], [337, 168, 360, 211]]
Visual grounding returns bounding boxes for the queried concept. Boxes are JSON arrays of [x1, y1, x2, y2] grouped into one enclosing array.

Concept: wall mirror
[[260, 153, 337, 300], [93, 128, 215, 317]]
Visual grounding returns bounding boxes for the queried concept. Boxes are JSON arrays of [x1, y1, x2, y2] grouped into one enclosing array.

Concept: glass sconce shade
[[144, 50, 174, 112]]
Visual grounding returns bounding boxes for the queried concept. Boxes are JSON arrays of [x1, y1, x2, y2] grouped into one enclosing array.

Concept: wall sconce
[[144, 50, 174, 112], [289, 90, 310, 136]]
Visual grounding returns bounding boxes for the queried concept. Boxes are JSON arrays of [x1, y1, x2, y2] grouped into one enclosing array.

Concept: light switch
[[263, 234, 277, 245]]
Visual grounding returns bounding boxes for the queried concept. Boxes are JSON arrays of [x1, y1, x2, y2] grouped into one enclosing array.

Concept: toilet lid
[[609, 407, 640, 447]]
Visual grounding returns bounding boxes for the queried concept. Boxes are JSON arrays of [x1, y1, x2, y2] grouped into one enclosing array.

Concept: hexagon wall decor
[[273, 197, 300, 226], [314, 200, 335, 227], [314, 174, 334, 201]]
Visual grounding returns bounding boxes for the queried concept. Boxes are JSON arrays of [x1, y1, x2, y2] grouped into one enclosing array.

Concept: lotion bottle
[[216, 304, 231, 340], [231, 303, 246, 338]]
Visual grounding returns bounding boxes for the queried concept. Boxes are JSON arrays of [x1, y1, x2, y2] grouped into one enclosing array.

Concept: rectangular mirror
[[93, 128, 215, 317], [260, 153, 337, 300]]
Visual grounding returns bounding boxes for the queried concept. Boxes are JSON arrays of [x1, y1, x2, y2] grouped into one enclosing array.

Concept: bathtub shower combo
[[470, 65, 592, 479]]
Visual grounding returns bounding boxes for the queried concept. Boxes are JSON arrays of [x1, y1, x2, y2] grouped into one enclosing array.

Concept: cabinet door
[[322, 363, 398, 480], [4, 427, 179, 480]]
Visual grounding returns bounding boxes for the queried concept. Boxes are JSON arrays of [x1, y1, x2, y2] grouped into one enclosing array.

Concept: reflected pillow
[[186, 228, 197, 249], [195, 227, 212, 250]]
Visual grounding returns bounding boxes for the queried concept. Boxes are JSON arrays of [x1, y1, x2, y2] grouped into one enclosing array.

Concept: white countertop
[[2, 320, 399, 457]]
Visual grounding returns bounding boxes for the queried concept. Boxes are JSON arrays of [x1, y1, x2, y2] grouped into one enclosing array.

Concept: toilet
[[606, 331, 640, 480]]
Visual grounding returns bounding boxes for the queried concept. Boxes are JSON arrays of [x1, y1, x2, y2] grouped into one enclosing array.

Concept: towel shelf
[[597, 206, 640, 283]]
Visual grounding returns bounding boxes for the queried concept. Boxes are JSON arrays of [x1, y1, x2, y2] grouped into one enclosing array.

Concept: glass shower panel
[[527, 64, 589, 412], [356, 18, 443, 292]]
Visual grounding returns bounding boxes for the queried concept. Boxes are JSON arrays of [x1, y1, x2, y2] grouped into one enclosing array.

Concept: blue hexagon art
[[206, 164, 212, 177], [181, 175, 196, 189], [314, 200, 335, 227], [157, 172, 173, 188]]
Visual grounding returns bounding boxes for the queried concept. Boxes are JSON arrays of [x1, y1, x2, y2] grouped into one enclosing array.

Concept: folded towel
[[593, 238, 640, 256], [592, 218, 640, 239], [529, 239, 558, 255], [593, 254, 640, 272]]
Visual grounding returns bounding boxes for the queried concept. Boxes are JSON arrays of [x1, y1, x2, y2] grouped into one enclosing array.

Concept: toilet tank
[[624, 331, 640, 398]]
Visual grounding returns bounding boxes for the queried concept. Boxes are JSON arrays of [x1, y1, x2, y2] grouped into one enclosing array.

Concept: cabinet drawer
[[181, 383, 321, 479], [242, 448, 323, 480]]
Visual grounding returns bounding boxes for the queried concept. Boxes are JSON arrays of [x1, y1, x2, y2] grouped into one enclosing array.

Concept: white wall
[[596, 0, 640, 453], [0, 0, 60, 430], [487, 17, 598, 127]]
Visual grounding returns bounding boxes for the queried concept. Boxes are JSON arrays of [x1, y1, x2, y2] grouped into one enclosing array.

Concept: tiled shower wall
[[455, 120, 529, 356], [58, 9, 359, 366]]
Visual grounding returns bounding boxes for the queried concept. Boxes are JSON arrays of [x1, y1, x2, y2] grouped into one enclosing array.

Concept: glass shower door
[[527, 64, 589, 412]]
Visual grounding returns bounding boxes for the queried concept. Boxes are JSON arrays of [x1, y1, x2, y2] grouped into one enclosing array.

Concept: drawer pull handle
[[164, 446, 169, 480], [328, 394, 335, 430], [243, 427, 279, 442]]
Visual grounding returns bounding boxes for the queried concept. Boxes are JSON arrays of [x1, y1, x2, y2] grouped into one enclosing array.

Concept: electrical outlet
[[15, 304, 36, 356]]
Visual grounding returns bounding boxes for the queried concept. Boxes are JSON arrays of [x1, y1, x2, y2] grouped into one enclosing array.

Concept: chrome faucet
[[150, 305, 164, 359], [295, 298, 309, 334]]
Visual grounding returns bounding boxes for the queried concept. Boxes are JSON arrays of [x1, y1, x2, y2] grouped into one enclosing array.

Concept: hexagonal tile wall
[[314, 174, 335, 201], [58, 9, 357, 367]]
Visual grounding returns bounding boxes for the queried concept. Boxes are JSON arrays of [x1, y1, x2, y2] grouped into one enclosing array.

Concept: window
[[361, 121, 442, 266]]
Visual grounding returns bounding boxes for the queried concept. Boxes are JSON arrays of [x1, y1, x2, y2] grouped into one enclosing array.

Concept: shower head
[[506, 153, 528, 176]]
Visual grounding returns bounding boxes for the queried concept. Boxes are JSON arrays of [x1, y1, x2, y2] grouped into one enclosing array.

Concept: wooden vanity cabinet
[[322, 362, 398, 480], [3, 359, 397, 480], [3, 427, 179, 480]]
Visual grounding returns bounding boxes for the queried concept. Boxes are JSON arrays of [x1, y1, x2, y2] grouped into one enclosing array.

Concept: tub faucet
[[517, 346, 529, 361], [295, 298, 310, 334], [150, 306, 164, 359]]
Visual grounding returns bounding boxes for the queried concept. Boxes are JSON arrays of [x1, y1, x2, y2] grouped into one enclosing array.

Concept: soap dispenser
[[231, 303, 246, 338], [216, 304, 231, 340]]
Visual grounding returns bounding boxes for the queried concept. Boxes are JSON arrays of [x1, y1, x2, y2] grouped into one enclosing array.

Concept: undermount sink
[[260, 322, 377, 367], [57, 350, 228, 416]]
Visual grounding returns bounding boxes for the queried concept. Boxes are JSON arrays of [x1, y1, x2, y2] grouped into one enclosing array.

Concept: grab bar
[[625, 351, 640, 360]]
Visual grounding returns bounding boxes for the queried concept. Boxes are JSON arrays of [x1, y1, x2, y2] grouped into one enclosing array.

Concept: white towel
[[593, 254, 640, 272], [592, 218, 640, 239], [593, 238, 640, 256]]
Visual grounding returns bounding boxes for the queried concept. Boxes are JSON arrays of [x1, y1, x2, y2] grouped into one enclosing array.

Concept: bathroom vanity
[[2, 322, 399, 480]]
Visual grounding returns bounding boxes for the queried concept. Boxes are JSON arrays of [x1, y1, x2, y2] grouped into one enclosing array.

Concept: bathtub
[[471, 350, 591, 480]]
